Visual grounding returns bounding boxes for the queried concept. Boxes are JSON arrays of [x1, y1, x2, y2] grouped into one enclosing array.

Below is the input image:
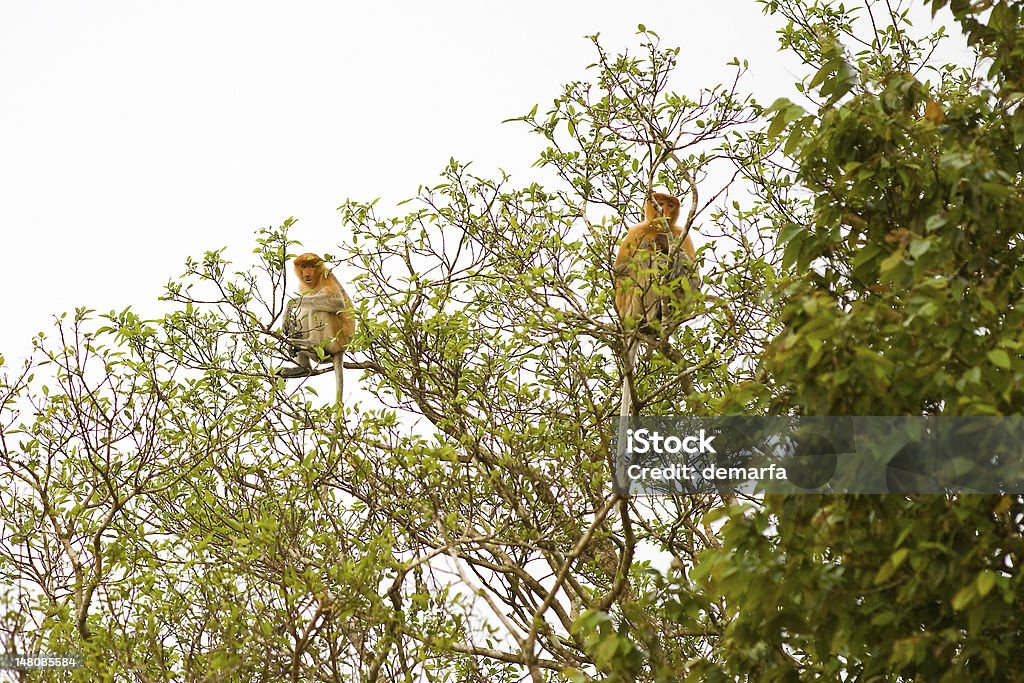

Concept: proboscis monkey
[[281, 253, 355, 406], [613, 191, 699, 332], [613, 192, 699, 425]]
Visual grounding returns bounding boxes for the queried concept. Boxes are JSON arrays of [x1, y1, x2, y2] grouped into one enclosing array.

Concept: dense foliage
[[691, 1, 1024, 680]]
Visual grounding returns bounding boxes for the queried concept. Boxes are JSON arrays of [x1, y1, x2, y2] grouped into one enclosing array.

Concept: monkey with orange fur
[[613, 191, 699, 335], [612, 191, 701, 421], [281, 253, 355, 406]]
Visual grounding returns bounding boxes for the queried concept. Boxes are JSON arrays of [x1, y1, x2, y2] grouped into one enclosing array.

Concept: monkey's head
[[294, 253, 327, 288], [650, 192, 681, 220], [645, 192, 681, 225]]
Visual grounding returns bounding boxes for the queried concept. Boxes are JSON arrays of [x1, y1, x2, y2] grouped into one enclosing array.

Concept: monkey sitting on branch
[[613, 191, 700, 340], [279, 252, 355, 406], [613, 191, 701, 412]]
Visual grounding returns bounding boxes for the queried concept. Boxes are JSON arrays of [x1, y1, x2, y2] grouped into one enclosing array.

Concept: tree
[[0, 30, 775, 682], [7, 2, 1018, 680], [683, 1, 1024, 680]]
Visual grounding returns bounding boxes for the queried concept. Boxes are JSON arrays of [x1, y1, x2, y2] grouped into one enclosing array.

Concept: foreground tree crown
[[1, 1, 1022, 681]]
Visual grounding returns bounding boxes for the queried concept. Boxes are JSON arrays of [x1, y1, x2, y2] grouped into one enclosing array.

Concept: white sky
[[0, 1, 799, 360], [0, 1, 954, 362]]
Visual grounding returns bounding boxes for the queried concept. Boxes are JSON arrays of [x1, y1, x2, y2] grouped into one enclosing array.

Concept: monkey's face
[[294, 253, 327, 289], [296, 264, 322, 287], [653, 196, 679, 219], [647, 192, 681, 223]]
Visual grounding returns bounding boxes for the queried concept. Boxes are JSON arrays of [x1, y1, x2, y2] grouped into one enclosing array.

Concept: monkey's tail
[[332, 352, 344, 408], [614, 340, 639, 494], [327, 352, 345, 464], [619, 340, 638, 421]]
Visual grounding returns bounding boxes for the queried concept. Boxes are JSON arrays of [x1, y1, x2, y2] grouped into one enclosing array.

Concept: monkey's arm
[[678, 234, 697, 263], [665, 233, 700, 292], [291, 295, 352, 313]]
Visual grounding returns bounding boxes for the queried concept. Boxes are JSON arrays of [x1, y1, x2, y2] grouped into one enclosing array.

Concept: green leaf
[[908, 240, 931, 258], [987, 350, 1011, 369], [874, 548, 909, 584], [879, 249, 905, 273], [977, 570, 997, 597], [952, 585, 976, 611], [767, 101, 807, 138], [924, 214, 948, 232], [890, 548, 910, 569]]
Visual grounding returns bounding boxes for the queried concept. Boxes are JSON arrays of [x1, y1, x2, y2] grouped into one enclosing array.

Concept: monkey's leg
[[279, 349, 318, 379]]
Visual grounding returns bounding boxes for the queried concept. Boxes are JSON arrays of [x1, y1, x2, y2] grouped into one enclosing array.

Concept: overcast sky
[[0, 1, 954, 364]]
